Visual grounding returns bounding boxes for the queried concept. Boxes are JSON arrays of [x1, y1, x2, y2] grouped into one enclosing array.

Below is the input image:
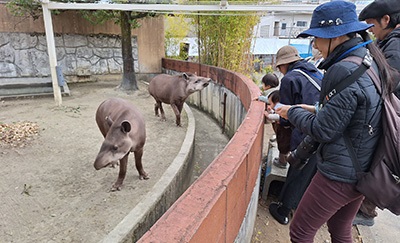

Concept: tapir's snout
[[94, 155, 116, 170], [94, 159, 107, 170], [94, 162, 102, 170], [94, 159, 119, 170]]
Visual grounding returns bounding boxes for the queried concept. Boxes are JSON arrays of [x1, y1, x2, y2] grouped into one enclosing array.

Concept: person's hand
[[275, 105, 292, 119]]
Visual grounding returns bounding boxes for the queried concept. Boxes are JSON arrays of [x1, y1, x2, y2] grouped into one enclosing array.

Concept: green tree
[[198, 14, 259, 74], [192, 4, 259, 75], [6, 0, 156, 91], [165, 14, 191, 60]]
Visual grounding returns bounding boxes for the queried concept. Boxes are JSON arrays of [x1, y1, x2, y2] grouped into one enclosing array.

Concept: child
[[266, 90, 291, 168], [265, 90, 281, 121], [256, 73, 279, 104]]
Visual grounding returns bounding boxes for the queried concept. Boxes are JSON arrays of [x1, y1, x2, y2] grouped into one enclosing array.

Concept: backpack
[[322, 52, 400, 215]]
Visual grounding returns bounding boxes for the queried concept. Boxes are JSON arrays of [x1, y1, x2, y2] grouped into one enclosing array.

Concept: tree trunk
[[120, 11, 138, 91]]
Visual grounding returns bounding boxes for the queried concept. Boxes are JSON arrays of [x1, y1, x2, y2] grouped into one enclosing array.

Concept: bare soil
[[0, 79, 362, 243], [0, 80, 187, 242], [252, 196, 362, 243], [251, 124, 362, 243]]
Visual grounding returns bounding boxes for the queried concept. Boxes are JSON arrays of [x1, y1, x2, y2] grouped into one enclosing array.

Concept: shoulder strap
[[341, 52, 382, 173], [320, 51, 373, 105], [292, 69, 321, 92]]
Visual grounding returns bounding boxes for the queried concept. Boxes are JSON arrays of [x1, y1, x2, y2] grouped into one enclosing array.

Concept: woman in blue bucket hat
[[276, 1, 398, 242]]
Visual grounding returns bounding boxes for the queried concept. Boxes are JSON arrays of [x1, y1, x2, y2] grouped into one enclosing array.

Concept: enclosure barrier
[[138, 59, 265, 242]]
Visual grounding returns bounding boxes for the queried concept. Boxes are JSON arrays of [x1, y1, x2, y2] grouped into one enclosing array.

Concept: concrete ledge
[[100, 103, 196, 243], [261, 141, 288, 201], [0, 77, 70, 98]]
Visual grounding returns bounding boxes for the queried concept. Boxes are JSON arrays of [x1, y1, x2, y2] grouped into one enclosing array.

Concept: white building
[[168, 0, 374, 67], [254, 0, 373, 39], [251, 0, 373, 67]]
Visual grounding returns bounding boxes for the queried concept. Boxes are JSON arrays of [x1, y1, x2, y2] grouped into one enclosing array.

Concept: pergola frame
[[40, 0, 365, 105]]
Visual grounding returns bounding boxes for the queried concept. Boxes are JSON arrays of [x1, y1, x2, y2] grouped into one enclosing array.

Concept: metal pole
[[42, 0, 62, 106]]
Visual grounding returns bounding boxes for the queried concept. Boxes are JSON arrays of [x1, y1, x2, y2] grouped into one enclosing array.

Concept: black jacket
[[279, 60, 322, 150], [377, 27, 400, 98], [287, 38, 382, 183]]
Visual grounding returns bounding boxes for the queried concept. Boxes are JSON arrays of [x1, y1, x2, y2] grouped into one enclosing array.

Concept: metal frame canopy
[[41, 0, 322, 105], [43, 1, 319, 12]]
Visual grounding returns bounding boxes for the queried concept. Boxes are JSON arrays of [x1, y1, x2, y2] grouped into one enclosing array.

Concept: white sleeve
[[267, 113, 280, 121]]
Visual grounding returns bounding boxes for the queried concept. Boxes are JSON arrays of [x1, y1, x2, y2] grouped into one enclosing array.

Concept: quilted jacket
[[287, 37, 383, 183], [377, 27, 400, 98]]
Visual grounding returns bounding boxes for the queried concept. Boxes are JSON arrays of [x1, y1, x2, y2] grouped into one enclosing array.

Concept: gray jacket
[[377, 27, 400, 98]]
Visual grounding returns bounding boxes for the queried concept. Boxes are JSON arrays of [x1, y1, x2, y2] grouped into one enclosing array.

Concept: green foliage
[[6, 0, 154, 29], [6, 0, 43, 20], [264, 65, 274, 74], [188, 1, 260, 74], [165, 14, 191, 59], [198, 13, 259, 74], [81, 10, 118, 25], [81, 9, 155, 28]]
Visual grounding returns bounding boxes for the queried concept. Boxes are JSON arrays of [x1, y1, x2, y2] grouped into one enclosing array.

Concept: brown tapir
[[94, 97, 148, 191], [148, 72, 211, 126]]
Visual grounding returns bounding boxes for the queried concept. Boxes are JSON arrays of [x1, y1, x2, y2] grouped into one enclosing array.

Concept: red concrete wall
[[138, 59, 265, 242]]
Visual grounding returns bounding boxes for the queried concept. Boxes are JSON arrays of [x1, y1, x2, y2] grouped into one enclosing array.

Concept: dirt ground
[[251, 124, 362, 243], [252, 196, 362, 243], [0, 80, 188, 242], [0, 78, 362, 243]]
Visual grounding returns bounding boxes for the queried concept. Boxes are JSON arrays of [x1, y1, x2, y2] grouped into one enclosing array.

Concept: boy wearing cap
[[357, 0, 400, 227], [276, 1, 397, 242], [268, 45, 321, 225]]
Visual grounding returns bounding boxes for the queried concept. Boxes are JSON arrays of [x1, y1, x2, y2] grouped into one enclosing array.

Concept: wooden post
[[42, 0, 62, 106]]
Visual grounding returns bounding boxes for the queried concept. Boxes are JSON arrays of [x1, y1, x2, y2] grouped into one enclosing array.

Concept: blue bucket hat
[[298, 0, 373, 39]]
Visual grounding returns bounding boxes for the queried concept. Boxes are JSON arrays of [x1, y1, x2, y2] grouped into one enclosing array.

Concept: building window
[[281, 23, 287, 30], [296, 21, 307, 27], [260, 25, 270, 38]]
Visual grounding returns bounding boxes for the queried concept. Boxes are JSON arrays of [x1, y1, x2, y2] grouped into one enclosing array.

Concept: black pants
[[279, 154, 318, 210], [276, 124, 292, 155]]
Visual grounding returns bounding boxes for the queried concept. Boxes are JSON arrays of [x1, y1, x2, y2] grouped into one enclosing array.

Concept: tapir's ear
[[105, 116, 114, 126], [182, 73, 189, 80], [121, 121, 131, 134]]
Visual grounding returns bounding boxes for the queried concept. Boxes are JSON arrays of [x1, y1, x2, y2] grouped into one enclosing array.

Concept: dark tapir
[[94, 97, 148, 191], [148, 72, 211, 126]]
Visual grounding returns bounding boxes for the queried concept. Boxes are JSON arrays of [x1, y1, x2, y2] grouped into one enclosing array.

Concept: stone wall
[[0, 32, 137, 82], [0, 4, 164, 83]]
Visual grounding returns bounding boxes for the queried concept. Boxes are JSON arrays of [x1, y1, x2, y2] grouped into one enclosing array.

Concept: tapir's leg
[[134, 148, 149, 180], [111, 154, 128, 191], [177, 103, 184, 114], [171, 103, 182, 126], [159, 102, 166, 121], [154, 101, 160, 117]]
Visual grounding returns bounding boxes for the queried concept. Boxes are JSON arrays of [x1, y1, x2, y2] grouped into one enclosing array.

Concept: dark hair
[[261, 73, 279, 88], [357, 30, 398, 94], [268, 90, 280, 104], [388, 12, 400, 28], [372, 12, 400, 29]]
